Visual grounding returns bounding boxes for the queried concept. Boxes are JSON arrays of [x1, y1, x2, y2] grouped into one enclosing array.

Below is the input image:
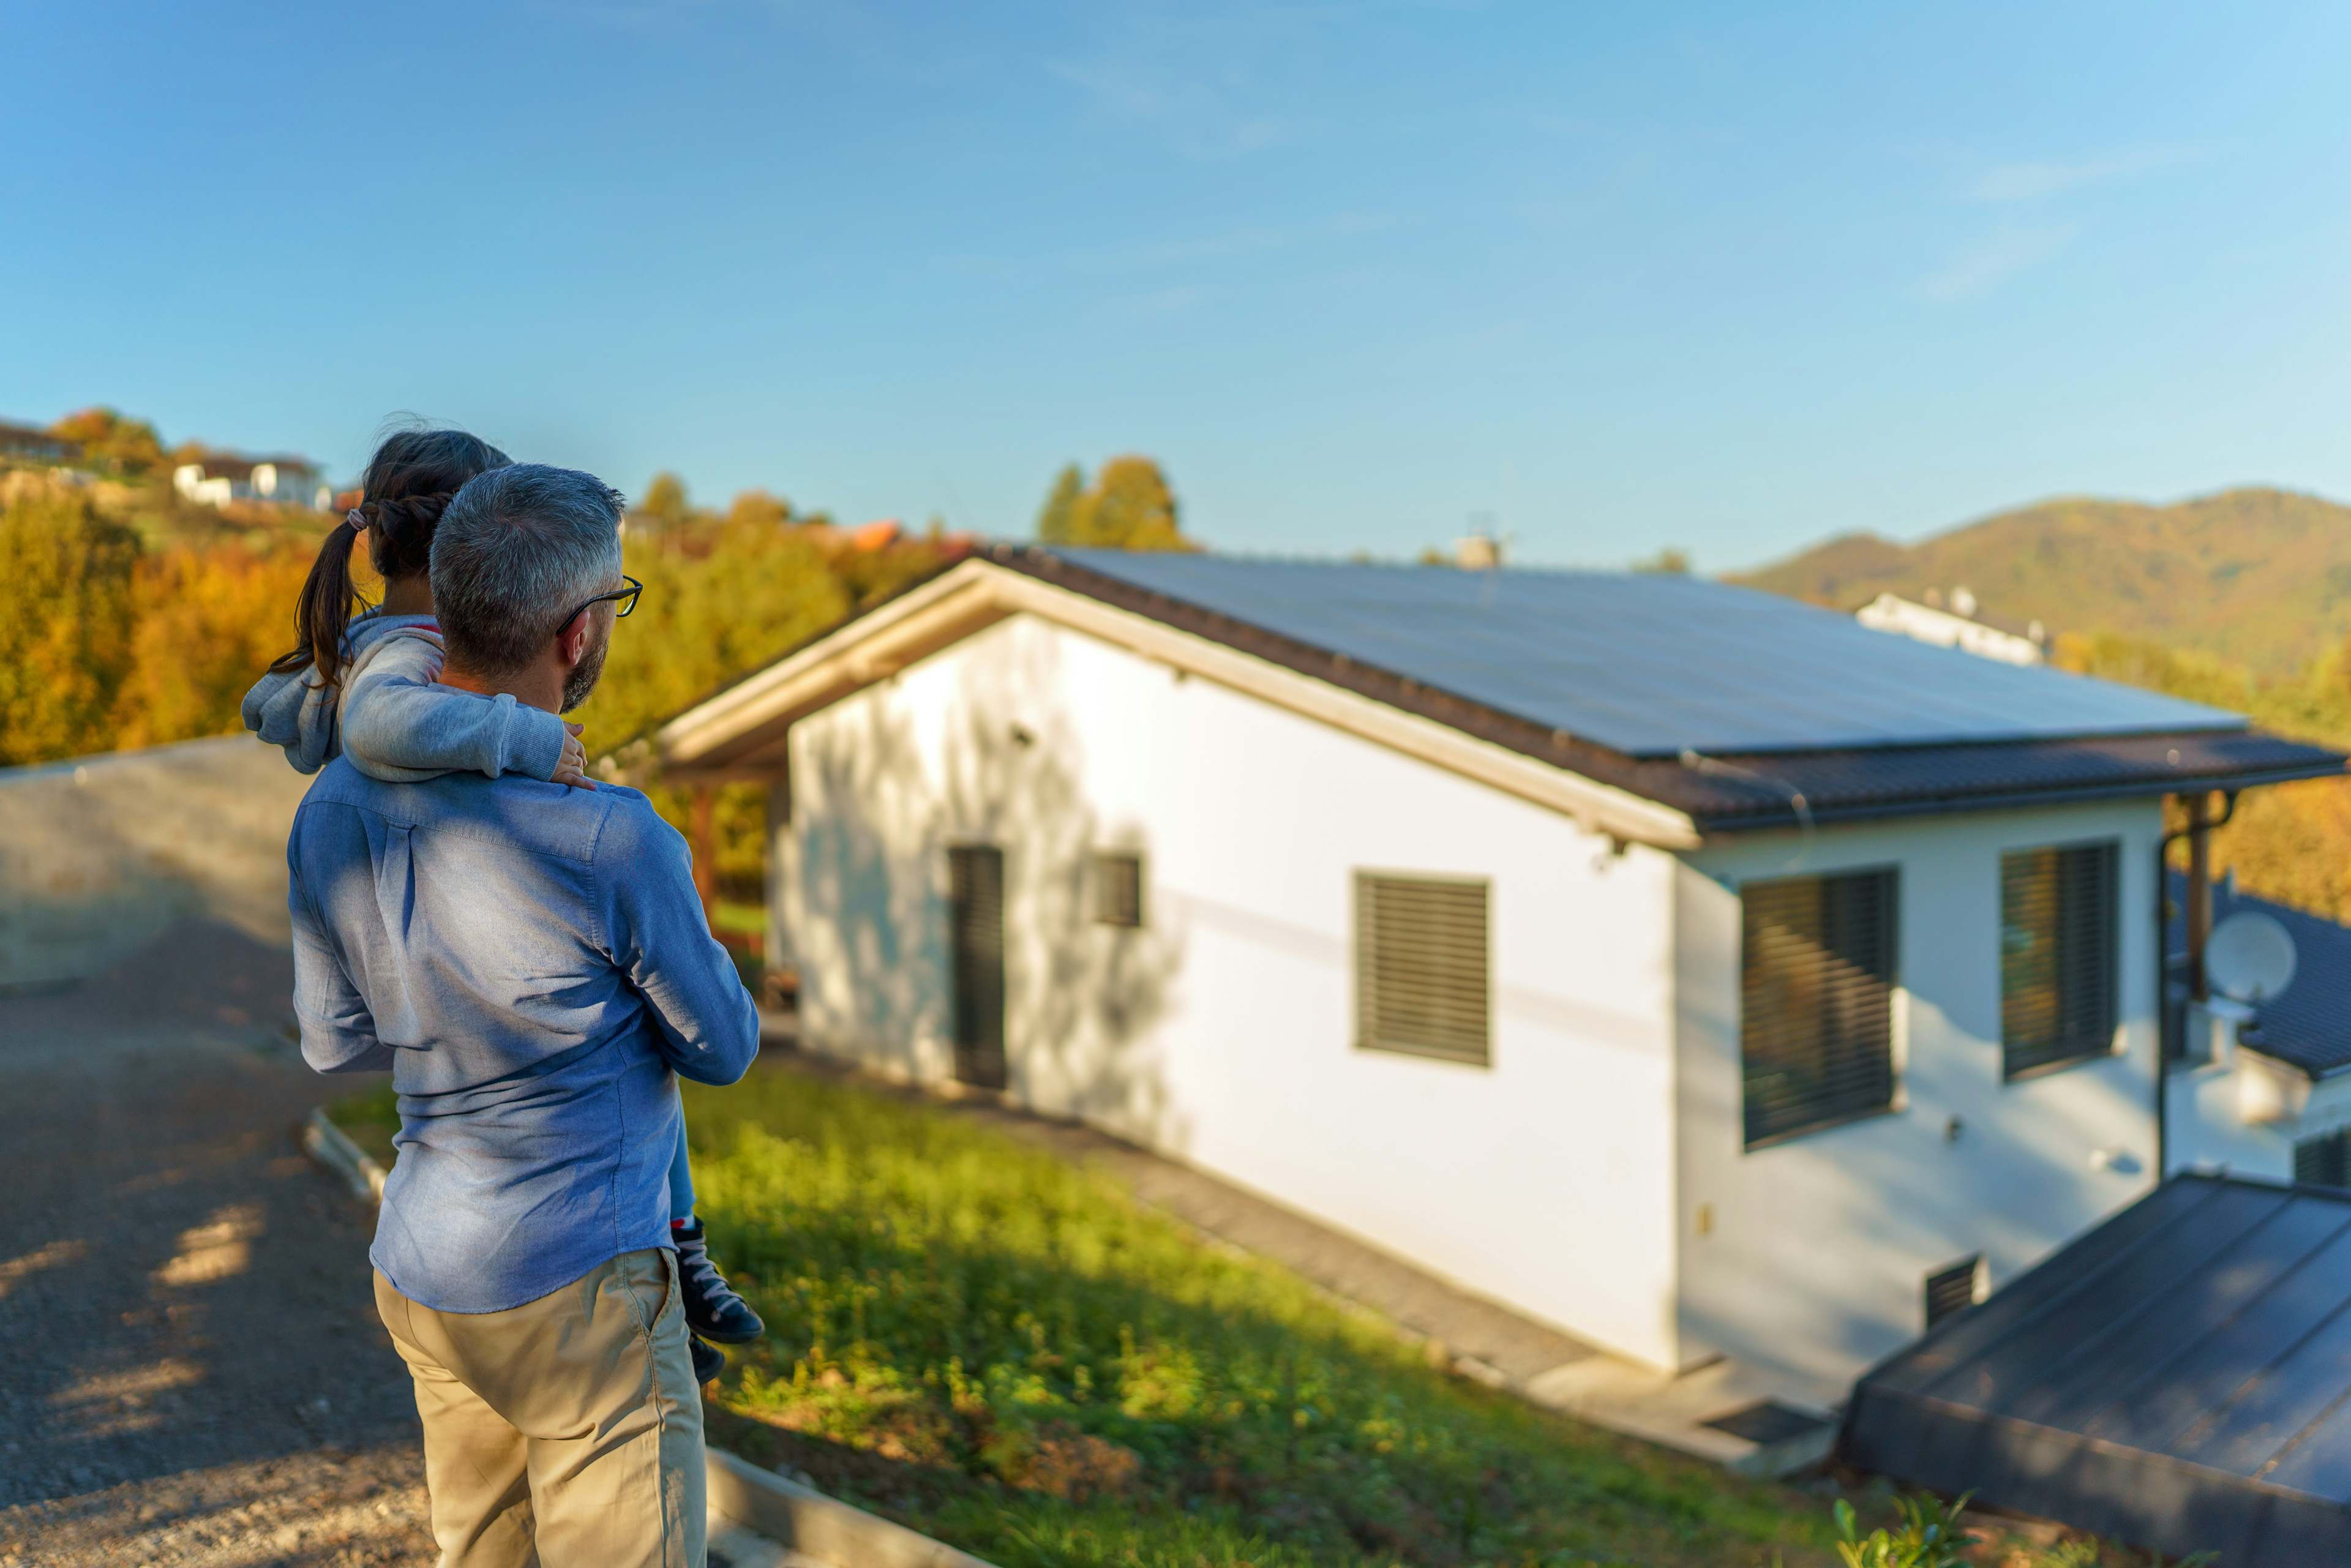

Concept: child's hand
[[553, 722, 596, 790]]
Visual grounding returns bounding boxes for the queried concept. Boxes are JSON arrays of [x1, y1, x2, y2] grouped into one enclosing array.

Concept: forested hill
[[1731, 486, 2351, 674]]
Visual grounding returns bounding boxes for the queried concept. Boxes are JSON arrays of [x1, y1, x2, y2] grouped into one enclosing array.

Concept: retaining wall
[[0, 736, 309, 991]]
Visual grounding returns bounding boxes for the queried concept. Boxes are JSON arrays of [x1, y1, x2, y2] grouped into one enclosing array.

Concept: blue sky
[[5, 1, 2346, 570]]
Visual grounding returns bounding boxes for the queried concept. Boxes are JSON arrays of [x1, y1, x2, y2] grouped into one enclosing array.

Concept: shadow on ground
[[0, 917, 431, 1566]]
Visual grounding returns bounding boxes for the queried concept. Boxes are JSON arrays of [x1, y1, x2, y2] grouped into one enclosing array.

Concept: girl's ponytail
[[264, 427, 511, 689], [268, 508, 369, 688]]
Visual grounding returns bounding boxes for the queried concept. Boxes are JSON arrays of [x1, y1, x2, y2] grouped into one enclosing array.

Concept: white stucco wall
[[1674, 802, 2165, 1396], [779, 613, 1688, 1368]]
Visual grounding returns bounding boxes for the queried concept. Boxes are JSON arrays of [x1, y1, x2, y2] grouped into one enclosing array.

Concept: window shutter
[[2000, 841, 2119, 1079], [1741, 869, 1897, 1148], [1355, 874, 1490, 1065], [1091, 852, 1145, 928]]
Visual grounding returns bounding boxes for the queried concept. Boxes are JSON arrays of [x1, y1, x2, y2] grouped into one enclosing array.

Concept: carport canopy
[[1843, 1176, 2351, 1563]]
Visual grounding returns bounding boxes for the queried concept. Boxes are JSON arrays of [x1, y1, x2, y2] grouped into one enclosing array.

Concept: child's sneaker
[[689, 1335, 726, 1385], [673, 1218, 764, 1343]]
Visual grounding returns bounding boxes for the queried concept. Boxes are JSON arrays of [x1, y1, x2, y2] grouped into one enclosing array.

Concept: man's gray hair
[[430, 464, 626, 675]]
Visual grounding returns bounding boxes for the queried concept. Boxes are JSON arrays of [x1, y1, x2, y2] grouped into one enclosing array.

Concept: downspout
[[2154, 789, 2238, 1181]]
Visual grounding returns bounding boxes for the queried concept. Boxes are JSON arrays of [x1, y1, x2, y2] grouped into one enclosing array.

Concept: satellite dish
[[2207, 911, 2298, 1004]]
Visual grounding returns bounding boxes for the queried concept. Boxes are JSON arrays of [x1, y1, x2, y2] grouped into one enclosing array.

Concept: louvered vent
[[1355, 873, 1490, 1065], [2297, 1128, 2351, 1190], [1924, 1256, 1984, 1329], [2000, 841, 2118, 1079], [1092, 852, 1145, 928], [1741, 869, 1897, 1148]]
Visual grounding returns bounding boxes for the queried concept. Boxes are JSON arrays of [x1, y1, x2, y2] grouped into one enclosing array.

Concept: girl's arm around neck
[[338, 629, 571, 784]]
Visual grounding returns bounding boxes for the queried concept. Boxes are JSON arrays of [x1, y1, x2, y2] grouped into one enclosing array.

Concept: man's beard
[[560, 626, 610, 715]]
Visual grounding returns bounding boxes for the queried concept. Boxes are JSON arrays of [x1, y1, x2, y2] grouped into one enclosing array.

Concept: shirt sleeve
[[599, 797, 761, 1086], [288, 831, 393, 1075], [339, 630, 569, 784]]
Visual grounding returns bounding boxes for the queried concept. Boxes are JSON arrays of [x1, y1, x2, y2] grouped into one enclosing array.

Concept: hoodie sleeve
[[337, 629, 570, 784], [241, 664, 340, 775]]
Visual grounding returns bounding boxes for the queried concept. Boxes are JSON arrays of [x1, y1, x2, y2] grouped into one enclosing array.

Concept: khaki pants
[[374, 1250, 707, 1568]]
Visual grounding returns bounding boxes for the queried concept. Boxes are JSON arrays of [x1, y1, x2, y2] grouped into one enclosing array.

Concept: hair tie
[[345, 507, 369, 532]]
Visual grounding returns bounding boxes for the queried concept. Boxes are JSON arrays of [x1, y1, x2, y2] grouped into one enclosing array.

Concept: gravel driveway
[[0, 919, 432, 1567]]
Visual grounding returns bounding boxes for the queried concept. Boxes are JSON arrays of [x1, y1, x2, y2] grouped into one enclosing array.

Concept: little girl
[[245, 427, 762, 1382]]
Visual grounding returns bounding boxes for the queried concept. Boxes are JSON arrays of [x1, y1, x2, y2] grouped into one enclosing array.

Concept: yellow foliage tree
[[111, 544, 315, 749], [0, 486, 139, 765], [1036, 456, 1196, 551]]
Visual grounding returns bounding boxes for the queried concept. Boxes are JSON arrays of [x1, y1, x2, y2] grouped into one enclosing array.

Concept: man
[[288, 463, 757, 1567]]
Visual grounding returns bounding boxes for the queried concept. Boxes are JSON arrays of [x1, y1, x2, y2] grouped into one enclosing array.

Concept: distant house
[[172, 453, 328, 509], [645, 547, 2341, 1398], [1857, 587, 2049, 666], [0, 419, 77, 466]]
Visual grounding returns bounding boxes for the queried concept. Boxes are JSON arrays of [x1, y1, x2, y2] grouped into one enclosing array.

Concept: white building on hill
[[172, 454, 328, 509], [1857, 587, 2050, 666], [646, 547, 2339, 1397]]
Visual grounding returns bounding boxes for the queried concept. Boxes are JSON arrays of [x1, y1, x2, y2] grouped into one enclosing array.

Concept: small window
[[1925, 1256, 1985, 1329], [2297, 1128, 2351, 1190], [1091, 851, 1145, 928], [1355, 873, 1490, 1065], [2001, 841, 2120, 1079], [1741, 869, 1899, 1149]]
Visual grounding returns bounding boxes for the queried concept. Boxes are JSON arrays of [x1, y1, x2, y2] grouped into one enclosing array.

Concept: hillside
[[1733, 486, 2351, 674]]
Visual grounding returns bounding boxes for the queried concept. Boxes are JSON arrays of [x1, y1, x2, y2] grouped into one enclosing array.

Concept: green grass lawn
[[331, 1068, 2172, 1567], [681, 1068, 1835, 1568]]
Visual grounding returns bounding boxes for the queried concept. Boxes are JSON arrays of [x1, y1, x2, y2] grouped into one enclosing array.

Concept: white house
[[172, 453, 328, 509], [644, 547, 2341, 1398], [1858, 588, 2049, 666]]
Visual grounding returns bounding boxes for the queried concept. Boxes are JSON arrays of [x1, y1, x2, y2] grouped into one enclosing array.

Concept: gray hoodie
[[240, 611, 568, 782]]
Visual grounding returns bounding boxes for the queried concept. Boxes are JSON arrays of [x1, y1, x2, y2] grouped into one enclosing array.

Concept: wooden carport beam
[[690, 784, 718, 932]]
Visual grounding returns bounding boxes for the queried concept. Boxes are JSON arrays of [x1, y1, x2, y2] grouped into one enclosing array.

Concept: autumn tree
[[50, 407, 165, 477], [111, 543, 313, 750], [1035, 456, 1195, 551], [1036, 463, 1084, 544], [726, 489, 792, 531], [0, 485, 140, 763], [637, 471, 692, 530]]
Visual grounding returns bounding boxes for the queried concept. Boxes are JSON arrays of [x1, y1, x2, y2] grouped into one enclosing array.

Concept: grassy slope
[[329, 1071, 2182, 1565], [680, 1070, 1831, 1567], [1731, 486, 2351, 674]]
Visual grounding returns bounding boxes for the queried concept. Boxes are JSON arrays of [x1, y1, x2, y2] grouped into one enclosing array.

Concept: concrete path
[[0, 920, 433, 1567]]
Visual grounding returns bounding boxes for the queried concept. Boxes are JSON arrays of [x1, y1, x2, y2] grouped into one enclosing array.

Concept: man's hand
[[553, 722, 596, 790]]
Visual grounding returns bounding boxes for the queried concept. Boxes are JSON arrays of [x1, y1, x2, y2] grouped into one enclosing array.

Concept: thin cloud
[[1918, 222, 2079, 302], [1969, 147, 2201, 203], [1047, 57, 1292, 159], [932, 211, 1407, 282]]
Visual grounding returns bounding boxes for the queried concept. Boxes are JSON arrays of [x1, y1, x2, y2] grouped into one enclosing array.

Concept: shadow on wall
[[0, 737, 312, 992], [793, 630, 1190, 1149]]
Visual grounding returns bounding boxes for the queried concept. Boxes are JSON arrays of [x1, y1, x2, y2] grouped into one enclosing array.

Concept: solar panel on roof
[[1049, 550, 2244, 758]]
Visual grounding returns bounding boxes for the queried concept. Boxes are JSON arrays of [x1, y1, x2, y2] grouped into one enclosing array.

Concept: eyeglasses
[[560, 574, 642, 632]]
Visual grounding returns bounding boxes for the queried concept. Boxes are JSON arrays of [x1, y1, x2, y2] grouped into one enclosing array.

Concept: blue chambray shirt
[[287, 757, 759, 1313]]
